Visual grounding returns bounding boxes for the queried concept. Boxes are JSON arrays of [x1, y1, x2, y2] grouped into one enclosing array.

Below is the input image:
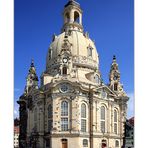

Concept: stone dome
[[46, 31, 99, 71]]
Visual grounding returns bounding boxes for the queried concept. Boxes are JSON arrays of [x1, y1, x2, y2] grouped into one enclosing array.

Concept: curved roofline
[[64, 0, 80, 8]]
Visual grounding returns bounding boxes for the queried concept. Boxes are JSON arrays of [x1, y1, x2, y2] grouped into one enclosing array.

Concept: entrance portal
[[101, 139, 107, 148], [62, 139, 67, 148]]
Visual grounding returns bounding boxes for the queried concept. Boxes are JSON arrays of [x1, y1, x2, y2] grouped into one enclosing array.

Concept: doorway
[[101, 139, 107, 148], [62, 139, 68, 148]]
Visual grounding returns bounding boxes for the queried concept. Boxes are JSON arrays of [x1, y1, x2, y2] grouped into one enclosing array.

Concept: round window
[[60, 83, 69, 93]]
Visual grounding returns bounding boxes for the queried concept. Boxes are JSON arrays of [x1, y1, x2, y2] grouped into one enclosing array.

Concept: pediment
[[45, 79, 81, 93], [98, 84, 117, 97], [52, 79, 80, 87], [60, 39, 72, 54]]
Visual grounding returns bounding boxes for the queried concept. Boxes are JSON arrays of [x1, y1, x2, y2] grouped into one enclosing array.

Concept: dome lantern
[[62, 0, 83, 32]]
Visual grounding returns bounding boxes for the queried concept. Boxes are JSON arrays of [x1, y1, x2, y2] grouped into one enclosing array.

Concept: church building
[[18, 0, 129, 148]]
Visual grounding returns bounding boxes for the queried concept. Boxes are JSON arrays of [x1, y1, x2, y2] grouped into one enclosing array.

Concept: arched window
[[94, 75, 100, 84], [114, 109, 118, 134], [61, 101, 69, 131], [48, 104, 53, 132], [81, 103, 87, 132], [61, 101, 68, 116], [81, 103, 86, 118], [34, 108, 37, 131], [63, 67, 67, 75], [74, 11, 80, 23], [83, 139, 88, 147], [115, 140, 119, 147], [114, 83, 118, 91], [48, 48, 52, 60], [100, 106, 106, 133], [48, 104, 52, 118], [87, 46, 93, 57]]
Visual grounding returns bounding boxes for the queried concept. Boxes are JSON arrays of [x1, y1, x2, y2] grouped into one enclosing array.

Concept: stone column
[[79, 14, 82, 25], [64, 13, 68, 24], [110, 104, 113, 133], [107, 103, 109, 134], [70, 9, 74, 23]]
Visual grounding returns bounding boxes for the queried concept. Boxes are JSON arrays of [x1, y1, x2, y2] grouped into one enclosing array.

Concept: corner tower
[[25, 59, 38, 93], [109, 55, 121, 91], [109, 55, 125, 95]]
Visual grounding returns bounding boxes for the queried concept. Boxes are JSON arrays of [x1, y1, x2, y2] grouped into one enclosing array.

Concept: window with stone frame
[[74, 11, 80, 23], [61, 118, 68, 131], [61, 101, 69, 131], [62, 66, 67, 75], [48, 48, 52, 60], [48, 104, 53, 132], [34, 108, 37, 131], [83, 139, 88, 147], [48, 104, 52, 118], [114, 109, 118, 134], [87, 46, 93, 57], [94, 74, 100, 84], [115, 140, 119, 147], [61, 101, 68, 116], [81, 119, 86, 132], [100, 106, 106, 133], [114, 83, 118, 91], [81, 103, 87, 132]]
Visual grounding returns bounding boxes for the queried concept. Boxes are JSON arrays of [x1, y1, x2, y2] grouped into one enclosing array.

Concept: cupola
[[62, 0, 83, 32]]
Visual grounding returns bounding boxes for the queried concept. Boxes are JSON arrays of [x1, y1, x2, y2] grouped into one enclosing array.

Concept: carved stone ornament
[[27, 95, 33, 109], [60, 83, 70, 93], [61, 39, 72, 53]]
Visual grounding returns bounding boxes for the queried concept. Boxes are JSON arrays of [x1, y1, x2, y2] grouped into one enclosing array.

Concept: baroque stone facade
[[18, 0, 129, 148]]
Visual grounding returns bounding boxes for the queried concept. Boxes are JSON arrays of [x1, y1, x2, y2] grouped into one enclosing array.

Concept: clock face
[[113, 73, 118, 80], [60, 83, 69, 93], [63, 57, 68, 63]]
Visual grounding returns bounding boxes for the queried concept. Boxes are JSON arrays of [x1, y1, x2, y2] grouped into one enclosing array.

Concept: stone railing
[[73, 55, 98, 69]]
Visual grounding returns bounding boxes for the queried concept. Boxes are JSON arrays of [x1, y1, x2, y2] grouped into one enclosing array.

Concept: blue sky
[[14, 0, 134, 118]]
